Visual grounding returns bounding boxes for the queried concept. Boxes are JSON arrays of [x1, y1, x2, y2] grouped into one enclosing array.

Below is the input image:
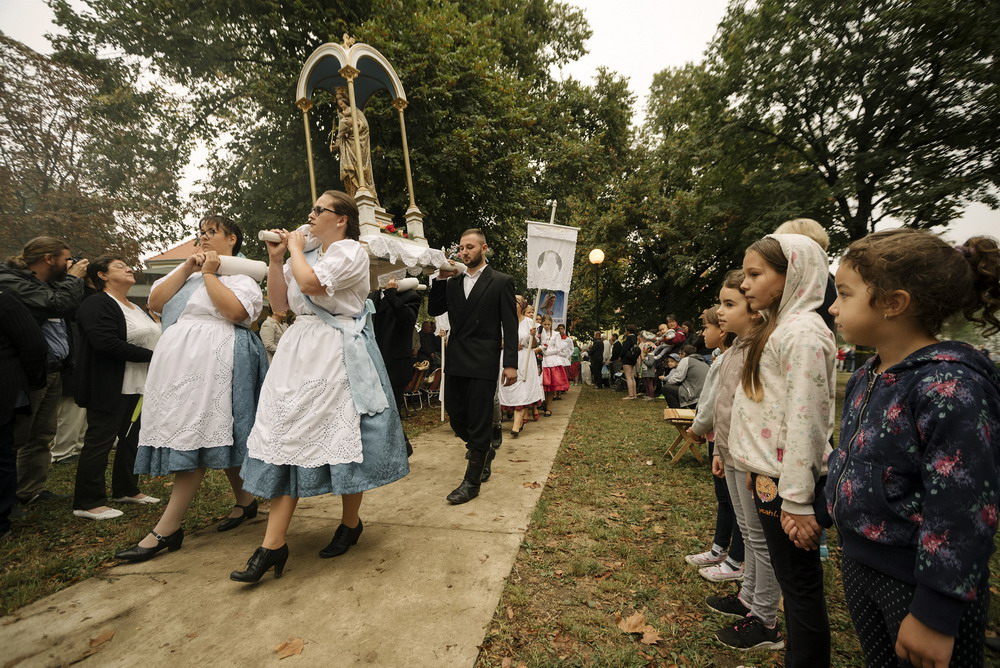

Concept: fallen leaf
[[186, 631, 199, 639], [594, 570, 613, 581], [89, 630, 114, 648], [615, 611, 661, 645], [501, 659, 513, 668], [274, 637, 304, 659], [644, 459, 654, 465], [652, 524, 665, 534], [610, 492, 626, 498], [522, 481, 541, 489], [640, 628, 662, 645], [508, 459, 528, 463], [506, 606, 514, 620]]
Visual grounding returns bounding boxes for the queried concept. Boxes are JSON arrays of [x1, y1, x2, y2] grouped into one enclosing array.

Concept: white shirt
[[116, 297, 161, 394], [463, 264, 486, 298], [286, 239, 369, 316]]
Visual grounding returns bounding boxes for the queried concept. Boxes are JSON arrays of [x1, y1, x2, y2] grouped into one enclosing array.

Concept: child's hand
[[896, 614, 954, 668], [780, 511, 821, 549], [685, 428, 705, 443], [711, 455, 725, 478]]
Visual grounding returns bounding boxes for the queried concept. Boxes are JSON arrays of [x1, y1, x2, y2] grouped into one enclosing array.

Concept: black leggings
[[842, 555, 988, 667]]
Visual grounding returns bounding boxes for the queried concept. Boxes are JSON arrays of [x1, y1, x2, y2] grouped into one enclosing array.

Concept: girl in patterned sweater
[[802, 229, 1000, 668]]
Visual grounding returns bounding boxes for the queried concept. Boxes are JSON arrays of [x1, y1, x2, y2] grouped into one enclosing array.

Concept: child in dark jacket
[[789, 228, 1000, 668]]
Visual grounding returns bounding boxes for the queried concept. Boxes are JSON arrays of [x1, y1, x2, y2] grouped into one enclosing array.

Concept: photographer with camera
[[0, 236, 88, 507]]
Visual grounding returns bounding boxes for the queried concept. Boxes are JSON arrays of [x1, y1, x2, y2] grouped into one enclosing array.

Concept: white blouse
[[286, 239, 369, 316], [116, 298, 162, 395]]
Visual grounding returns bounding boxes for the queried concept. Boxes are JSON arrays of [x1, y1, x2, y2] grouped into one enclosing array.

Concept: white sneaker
[[111, 495, 161, 505], [699, 561, 745, 582], [685, 549, 727, 566], [73, 508, 124, 521]]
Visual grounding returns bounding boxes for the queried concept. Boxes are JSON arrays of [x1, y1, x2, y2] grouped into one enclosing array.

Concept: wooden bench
[[662, 408, 703, 464]]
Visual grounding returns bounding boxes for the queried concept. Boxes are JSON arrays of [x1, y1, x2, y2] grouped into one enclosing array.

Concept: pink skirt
[[542, 365, 569, 392]]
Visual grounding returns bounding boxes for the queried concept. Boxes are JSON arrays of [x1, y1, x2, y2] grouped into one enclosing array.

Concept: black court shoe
[[230, 544, 289, 582], [319, 520, 364, 558], [114, 528, 184, 562], [217, 499, 258, 532]]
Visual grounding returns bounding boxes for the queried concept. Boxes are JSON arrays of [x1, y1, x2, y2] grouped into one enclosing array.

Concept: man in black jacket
[[429, 229, 518, 504], [590, 332, 605, 389], [0, 237, 87, 505]]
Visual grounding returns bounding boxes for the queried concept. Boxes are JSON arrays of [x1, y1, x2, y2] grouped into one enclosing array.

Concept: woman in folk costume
[[115, 215, 268, 562], [230, 190, 409, 583], [537, 315, 569, 416], [498, 296, 544, 438]]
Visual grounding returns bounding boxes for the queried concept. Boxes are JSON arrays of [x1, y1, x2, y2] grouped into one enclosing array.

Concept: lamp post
[[589, 248, 604, 330]]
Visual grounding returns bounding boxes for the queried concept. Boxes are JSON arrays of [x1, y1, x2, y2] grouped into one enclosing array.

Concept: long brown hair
[[7, 236, 69, 269], [741, 237, 788, 401], [843, 228, 1000, 336]]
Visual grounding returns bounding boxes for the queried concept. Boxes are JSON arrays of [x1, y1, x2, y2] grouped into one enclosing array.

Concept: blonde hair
[[773, 218, 829, 251], [7, 236, 69, 269]]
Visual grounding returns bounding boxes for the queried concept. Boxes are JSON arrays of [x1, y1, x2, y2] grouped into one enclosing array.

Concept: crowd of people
[[2, 204, 999, 667]]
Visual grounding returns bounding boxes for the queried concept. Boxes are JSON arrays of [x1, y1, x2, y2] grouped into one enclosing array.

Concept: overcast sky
[[2, 0, 996, 244]]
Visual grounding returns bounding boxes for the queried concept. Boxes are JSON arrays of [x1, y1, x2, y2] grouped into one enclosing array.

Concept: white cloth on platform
[[139, 270, 262, 452], [247, 239, 369, 467], [499, 316, 544, 408]]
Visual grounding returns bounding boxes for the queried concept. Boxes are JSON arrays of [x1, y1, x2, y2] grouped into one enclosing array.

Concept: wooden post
[[296, 98, 317, 202]]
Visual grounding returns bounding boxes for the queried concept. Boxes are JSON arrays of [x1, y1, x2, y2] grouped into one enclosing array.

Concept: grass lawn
[[477, 374, 1000, 667], [0, 404, 443, 616]]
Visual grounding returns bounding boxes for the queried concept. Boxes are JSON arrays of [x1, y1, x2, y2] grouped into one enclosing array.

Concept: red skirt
[[567, 362, 580, 380], [542, 365, 569, 392]]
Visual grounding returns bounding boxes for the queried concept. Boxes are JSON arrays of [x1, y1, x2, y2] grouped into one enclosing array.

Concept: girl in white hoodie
[[729, 234, 837, 667]]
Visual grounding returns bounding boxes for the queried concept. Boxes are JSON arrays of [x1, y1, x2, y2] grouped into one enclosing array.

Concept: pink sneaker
[[699, 561, 744, 582], [685, 549, 727, 567]]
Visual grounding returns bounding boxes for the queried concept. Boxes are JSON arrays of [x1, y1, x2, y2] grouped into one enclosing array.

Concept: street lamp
[[589, 248, 604, 330]]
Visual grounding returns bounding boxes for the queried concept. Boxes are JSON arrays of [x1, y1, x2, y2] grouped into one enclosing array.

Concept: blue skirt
[[135, 442, 244, 477], [240, 328, 409, 499]]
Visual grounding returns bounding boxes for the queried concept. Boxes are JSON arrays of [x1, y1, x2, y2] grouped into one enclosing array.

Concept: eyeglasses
[[311, 205, 339, 216], [198, 228, 219, 240]]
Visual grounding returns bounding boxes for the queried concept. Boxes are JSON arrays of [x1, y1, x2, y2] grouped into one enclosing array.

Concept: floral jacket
[[826, 341, 1000, 636]]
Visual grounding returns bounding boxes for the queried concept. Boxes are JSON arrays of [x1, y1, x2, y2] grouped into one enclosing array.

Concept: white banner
[[526, 221, 578, 294]]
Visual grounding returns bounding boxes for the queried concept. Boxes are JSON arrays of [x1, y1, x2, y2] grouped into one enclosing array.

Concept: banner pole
[[440, 335, 446, 421]]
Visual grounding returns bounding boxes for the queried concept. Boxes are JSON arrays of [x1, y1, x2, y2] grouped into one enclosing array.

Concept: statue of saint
[[329, 87, 378, 203]]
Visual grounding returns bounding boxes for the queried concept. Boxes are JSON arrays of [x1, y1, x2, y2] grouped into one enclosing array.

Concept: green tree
[[0, 34, 186, 262], [711, 0, 1000, 239]]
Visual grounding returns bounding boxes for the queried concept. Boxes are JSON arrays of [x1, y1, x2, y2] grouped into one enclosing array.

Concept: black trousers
[[752, 473, 830, 667], [591, 362, 606, 388], [444, 375, 496, 454], [709, 442, 744, 561], [73, 394, 142, 510], [385, 357, 413, 411], [0, 417, 14, 534], [663, 384, 682, 408]]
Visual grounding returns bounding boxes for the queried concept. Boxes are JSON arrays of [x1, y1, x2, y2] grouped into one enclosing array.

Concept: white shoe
[[73, 508, 124, 521], [699, 562, 745, 582], [111, 495, 161, 505], [685, 549, 727, 567]]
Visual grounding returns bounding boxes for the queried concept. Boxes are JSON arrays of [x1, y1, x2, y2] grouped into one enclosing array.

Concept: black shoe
[[481, 448, 498, 483], [230, 544, 289, 582], [510, 428, 520, 439], [217, 499, 258, 532], [715, 615, 785, 650], [114, 528, 184, 562], [706, 592, 752, 618], [448, 450, 486, 504], [491, 424, 503, 450], [319, 520, 363, 558], [446, 480, 480, 504], [405, 437, 413, 458], [22, 490, 69, 505]]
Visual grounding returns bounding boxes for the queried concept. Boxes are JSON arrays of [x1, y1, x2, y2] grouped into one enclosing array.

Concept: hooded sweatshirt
[[729, 234, 837, 514], [826, 342, 1000, 636]]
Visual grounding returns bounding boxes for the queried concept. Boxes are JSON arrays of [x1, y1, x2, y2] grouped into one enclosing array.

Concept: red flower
[[933, 452, 962, 477], [928, 378, 959, 397], [402, 232, 408, 238], [981, 505, 997, 528], [922, 531, 948, 555], [863, 522, 886, 540], [385, 223, 396, 233]]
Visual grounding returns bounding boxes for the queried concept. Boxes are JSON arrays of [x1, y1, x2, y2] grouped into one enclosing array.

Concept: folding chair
[[662, 407, 703, 464], [403, 361, 430, 413], [423, 367, 442, 406]]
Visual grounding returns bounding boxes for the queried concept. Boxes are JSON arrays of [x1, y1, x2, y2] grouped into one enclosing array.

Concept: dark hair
[[87, 255, 127, 291], [741, 236, 788, 401], [681, 344, 697, 356], [842, 228, 1000, 336], [461, 228, 487, 245], [321, 190, 361, 241], [665, 314, 677, 324], [199, 215, 243, 255], [611, 333, 618, 340], [625, 324, 637, 334], [7, 236, 69, 269]]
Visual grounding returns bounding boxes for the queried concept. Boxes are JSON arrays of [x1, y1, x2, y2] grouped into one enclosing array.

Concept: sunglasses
[[311, 205, 340, 216]]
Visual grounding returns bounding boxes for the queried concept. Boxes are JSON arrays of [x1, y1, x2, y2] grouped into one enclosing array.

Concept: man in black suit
[[590, 332, 605, 389], [429, 228, 518, 504]]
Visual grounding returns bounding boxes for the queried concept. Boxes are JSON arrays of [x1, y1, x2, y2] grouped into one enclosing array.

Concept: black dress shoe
[[230, 544, 288, 582], [217, 499, 258, 532], [114, 528, 184, 562], [319, 520, 363, 558], [491, 424, 503, 450]]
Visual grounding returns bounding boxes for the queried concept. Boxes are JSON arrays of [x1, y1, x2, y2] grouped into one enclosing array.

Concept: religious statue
[[329, 86, 378, 203]]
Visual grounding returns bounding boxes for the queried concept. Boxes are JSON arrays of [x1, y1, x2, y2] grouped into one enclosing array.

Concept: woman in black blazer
[[72, 256, 162, 520]]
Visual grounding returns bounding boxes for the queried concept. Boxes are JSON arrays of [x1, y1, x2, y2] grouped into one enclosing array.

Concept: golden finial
[[342, 33, 356, 49]]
